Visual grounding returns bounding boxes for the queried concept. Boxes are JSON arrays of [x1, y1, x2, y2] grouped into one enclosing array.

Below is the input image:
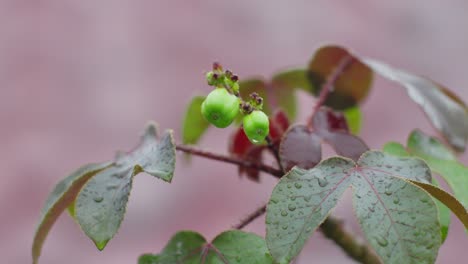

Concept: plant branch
[[308, 55, 354, 127], [175, 144, 283, 177], [321, 217, 382, 264], [177, 120, 380, 264], [265, 136, 284, 172], [234, 204, 267, 230]]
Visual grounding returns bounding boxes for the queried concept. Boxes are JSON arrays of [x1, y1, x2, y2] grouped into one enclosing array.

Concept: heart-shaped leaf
[[383, 130, 468, 232], [307, 46, 373, 110], [279, 108, 368, 172], [32, 162, 111, 264], [407, 130, 468, 209], [139, 230, 273, 264], [279, 125, 322, 172], [358, 150, 468, 230], [383, 142, 451, 242], [182, 96, 210, 145], [363, 58, 468, 152], [312, 107, 369, 161], [266, 151, 442, 264], [75, 123, 176, 250], [139, 231, 207, 264]]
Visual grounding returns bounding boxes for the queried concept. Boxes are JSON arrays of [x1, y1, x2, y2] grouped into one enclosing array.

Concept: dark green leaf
[[207, 230, 274, 264], [32, 162, 111, 264], [266, 151, 441, 264], [76, 123, 176, 250], [138, 231, 206, 264], [363, 59, 468, 152], [139, 230, 273, 264], [307, 46, 373, 110], [182, 96, 210, 145]]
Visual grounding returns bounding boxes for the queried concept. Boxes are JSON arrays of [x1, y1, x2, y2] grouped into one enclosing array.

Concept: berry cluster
[[201, 63, 269, 144]]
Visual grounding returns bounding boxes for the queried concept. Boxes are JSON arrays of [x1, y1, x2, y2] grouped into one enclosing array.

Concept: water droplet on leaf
[[375, 235, 388, 247], [318, 178, 328, 187]]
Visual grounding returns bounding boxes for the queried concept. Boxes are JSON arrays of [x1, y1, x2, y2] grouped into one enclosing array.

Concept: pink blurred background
[[1, 1, 467, 263]]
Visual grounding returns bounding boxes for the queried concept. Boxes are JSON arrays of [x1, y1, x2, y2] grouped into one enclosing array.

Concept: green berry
[[243, 110, 270, 144], [201, 88, 239, 128]]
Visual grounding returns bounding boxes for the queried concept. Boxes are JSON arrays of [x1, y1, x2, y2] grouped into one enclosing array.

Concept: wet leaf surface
[[75, 123, 176, 249], [266, 151, 442, 264], [139, 230, 273, 264]]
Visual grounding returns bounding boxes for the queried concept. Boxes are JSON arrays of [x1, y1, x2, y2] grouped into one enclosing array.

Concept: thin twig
[[265, 136, 285, 172], [308, 55, 354, 128], [234, 204, 267, 230], [175, 144, 283, 177]]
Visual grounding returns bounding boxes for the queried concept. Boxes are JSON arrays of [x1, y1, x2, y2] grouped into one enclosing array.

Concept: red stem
[[175, 144, 283, 177], [308, 55, 354, 128]]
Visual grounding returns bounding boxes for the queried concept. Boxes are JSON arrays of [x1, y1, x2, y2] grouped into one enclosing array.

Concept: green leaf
[[32, 162, 111, 264], [138, 231, 207, 264], [307, 45, 373, 110], [407, 130, 468, 209], [383, 142, 451, 242], [382, 131, 468, 232], [343, 106, 362, 135], [432, 178, 450, 242], [266, 151, 441, 264], [363, 59, 468, 152], [271, 68, 312, 93], [207, 230, 274, 264], [182, 96, 211, 145], [138, 230, 273, 264], [75, 122, 176, 250], [382, 142, 410, 157]]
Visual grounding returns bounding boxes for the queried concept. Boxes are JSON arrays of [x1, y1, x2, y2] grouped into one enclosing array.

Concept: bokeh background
[[1, 0, 467, 263]]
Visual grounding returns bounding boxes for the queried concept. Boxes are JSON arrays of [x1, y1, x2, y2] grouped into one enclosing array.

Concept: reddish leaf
[[279, 125, 322, 171], [312, 107, 369, 161], [311, 107, 349, 132], [229, 127, 254, 157], [238, 145, 265, 182], [308, 46, 373, 110], [268, 110, 290, 142]]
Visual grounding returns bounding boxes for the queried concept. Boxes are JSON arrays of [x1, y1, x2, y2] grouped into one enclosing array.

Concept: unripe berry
[[201, 88, 239, 128], [243, 110, 270, 144]]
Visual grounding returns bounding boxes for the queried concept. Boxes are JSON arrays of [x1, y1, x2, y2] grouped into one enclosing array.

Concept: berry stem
[[175, 144, 283, 177], [308, 55, 354, 129]]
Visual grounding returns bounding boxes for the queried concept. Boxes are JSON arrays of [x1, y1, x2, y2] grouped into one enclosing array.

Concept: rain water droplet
[[375, 236, 388, 247], [281, 210, 288, 217], [288, 204, 296, 211], [93, 196, 104, 203], [384, 189, 393, 196], [318, 178, 328, 187], [294, 183, 302, 189]]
